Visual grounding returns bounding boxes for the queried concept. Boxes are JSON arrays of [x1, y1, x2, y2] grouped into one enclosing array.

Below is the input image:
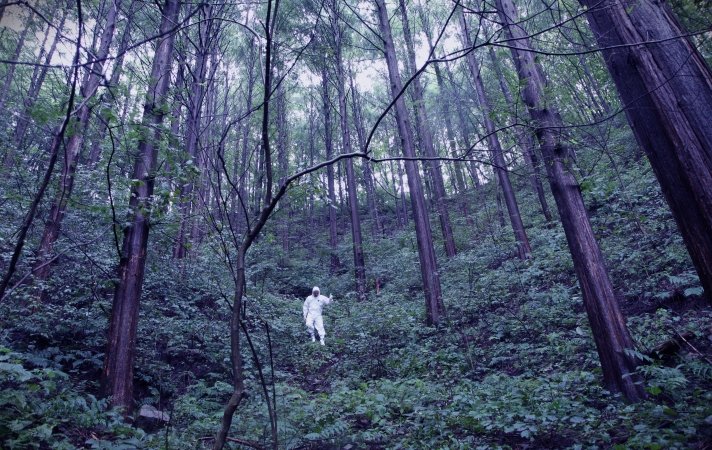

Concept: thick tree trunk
[[100, 0, 181, 413], [398, 0, 456, 257], [322, 68, 340, 272], [376, 0, 444, 325], [579, 0, 712, 305], [31, 0, 122, 298], [460, 15, 531, 259], [496, 0, 646, 401]]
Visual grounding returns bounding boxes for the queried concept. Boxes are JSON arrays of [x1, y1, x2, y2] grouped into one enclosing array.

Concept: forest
[[1, 0, 712, 447]]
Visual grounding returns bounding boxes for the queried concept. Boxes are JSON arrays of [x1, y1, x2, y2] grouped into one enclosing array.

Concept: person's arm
[[303, 298, 309, 320]]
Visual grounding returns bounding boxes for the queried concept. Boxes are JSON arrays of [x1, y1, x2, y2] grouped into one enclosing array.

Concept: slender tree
[[329, 0, 366, 301], [321, 66, 341, 272], [460, 12, 531, 259], [174, 2, 217, 259], [375, 0, 444, 325], [494, 0, 646, 401], [31, 0, 122, 300], [398, 0, 457, 257]]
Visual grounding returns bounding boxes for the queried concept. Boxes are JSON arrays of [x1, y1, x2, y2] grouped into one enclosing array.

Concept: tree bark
[[579, 0, 712, 305], [100, 0, 181, 413], [495, 0, 646, 401], [460, 14, 531, 259], [375, 0, 444, 325], [398, 0, 456, 257]]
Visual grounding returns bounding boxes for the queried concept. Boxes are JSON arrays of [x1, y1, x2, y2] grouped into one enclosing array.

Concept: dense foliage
[[1, 0, 711, 448]]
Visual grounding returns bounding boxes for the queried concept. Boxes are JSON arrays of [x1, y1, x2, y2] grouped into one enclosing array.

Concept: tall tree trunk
[[332, 9, 366, 299], [460, 15, 531, 259], [350, 76, 383, 235], [376, 0, 444, 325], [398, 2, 456, 256], [100, 0, 181, 413], [233, 34, 256, 234], [420, 22, 466, 193], [495, 0, 646, 401], [276, 78, 289, 259], [487, 47, 551, 221], [174, 3, 213, 258], [322, 68, 340, 272], [579, 0, 712, 305], [31, 0, 122, 298]]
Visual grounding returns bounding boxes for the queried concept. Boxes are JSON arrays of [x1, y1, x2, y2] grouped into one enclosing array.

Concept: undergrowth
[[2, 134, 712, 449]]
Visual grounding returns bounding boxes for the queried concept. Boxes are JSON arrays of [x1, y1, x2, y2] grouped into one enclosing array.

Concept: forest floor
[[2, 156, 712, 449]]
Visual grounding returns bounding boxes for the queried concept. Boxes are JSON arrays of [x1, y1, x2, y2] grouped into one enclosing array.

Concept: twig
[[674, 328, 712, 366]]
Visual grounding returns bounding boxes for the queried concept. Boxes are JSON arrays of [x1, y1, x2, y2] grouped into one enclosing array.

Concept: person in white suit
[[303, 286, 334, 345]]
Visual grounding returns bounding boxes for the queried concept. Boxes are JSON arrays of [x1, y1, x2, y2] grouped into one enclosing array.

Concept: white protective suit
[[303, 287, 333, 345]]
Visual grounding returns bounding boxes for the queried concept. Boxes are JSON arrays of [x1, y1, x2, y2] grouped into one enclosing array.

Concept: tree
[[398, 0, 457, 257], [31, 0, 123, 301], [493, 0, 647, 401], [579, 0, 712, 305], [100, 0, 182, 413], [459, 12, 532, 259], [321, 66, 340, 272], [374, 0, 444, 325], [174, 3, 220, 259], [328, 0, 367, 301]]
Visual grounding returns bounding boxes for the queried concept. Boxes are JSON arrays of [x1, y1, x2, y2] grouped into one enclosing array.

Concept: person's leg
[[306, 315, 316, 342], [314, 315, 326, 345]]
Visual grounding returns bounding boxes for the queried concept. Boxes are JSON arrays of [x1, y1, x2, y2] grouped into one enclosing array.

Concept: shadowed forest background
[[1, 0, 712, 448]]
